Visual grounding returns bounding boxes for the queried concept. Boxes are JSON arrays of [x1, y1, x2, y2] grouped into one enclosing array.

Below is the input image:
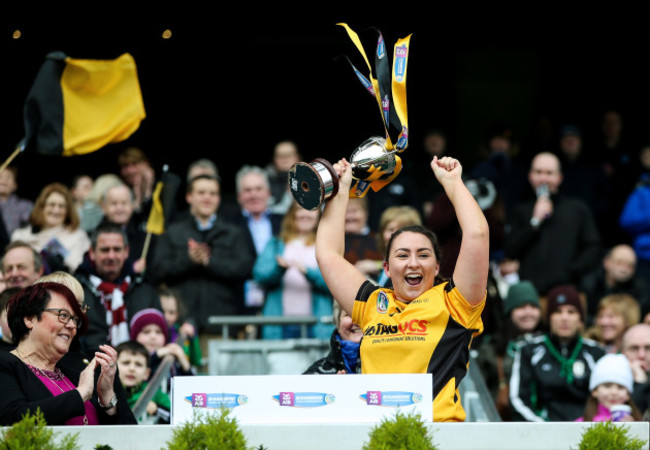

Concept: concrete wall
[[36, 422, 649, 450]]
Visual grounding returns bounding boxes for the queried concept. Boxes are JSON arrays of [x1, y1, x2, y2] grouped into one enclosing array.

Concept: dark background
[[4, 11, 650, 204]]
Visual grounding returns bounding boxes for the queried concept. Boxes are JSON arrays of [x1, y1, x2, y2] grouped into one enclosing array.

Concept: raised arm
[[315, 159, 369, 315], [431, 156, 489, 305]]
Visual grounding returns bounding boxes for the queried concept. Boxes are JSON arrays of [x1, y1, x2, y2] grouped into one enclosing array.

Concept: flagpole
[[0, 142, 25, 174], [140, 232, 152, 261]]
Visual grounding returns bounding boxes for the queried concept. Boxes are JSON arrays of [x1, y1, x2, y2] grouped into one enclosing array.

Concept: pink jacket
[[575, 404, 612, 422]]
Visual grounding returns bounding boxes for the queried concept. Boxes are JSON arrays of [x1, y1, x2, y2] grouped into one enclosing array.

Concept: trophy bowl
[[288, 136, 394, 211]]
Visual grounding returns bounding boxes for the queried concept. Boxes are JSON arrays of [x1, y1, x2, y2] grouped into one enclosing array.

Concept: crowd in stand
[[1, 108, 650, 424]]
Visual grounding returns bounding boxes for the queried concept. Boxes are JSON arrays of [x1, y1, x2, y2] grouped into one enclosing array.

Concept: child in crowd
[[0, 287, 21, 351], [129, 308, 195, 392], [116, 340, 170, 424], [577, 353, 643, 422], [158, 286, 202, 371]]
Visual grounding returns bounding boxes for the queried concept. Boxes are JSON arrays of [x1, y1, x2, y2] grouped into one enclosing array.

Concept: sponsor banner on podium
[[171, 373, 432, 424]]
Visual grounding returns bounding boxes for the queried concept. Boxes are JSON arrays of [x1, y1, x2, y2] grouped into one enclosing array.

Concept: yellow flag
[[146, 181, 164, 235]]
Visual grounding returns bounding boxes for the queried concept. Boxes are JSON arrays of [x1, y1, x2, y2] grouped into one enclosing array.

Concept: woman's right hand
[[333, 158, 353, 193], [76, 358, 97, 402]]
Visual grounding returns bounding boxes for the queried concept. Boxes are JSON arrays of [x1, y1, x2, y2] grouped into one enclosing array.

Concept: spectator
[[0, 282, 136, 425], [303, 300, 362, 374], [576, 353, 642, 422], [581, 244, 648, 326], [265, 140, 301, 215], [129, 308, 193, 392], [343, 197, 383, 280], [74, 222, 162, 356], [1, 241, 44, 289], [488, 281, 544, 421], [470, 127, 528, 219], [510, 284, 606, 421], [149, 174, 254, 350], [221, 165, 283, 317], [99, 183, 148, 274], [70, 175, 93, 223], [117, 147, 156, 217], [584, 294, 641, 354], [253, 200, 334, 340], [0, 165, 33, 237], [504, 151, 601, 296], [11, 183, 90, 274], [116, 340, 170, 424], [413, 129, 448, 218], [157, 286, 202, 372], [621, 323, 650, 415], [78, 174, 124, 234], [555, 124, 611, 231], [620, 143, 650, 293], [0, 287, 21, 351]]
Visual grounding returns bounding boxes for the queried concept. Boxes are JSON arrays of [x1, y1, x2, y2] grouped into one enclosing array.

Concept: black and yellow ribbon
[[337, 23, 412, 198]]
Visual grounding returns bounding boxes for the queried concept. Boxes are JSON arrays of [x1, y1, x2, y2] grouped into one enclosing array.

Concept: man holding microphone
[[504, 151, 602, 298]]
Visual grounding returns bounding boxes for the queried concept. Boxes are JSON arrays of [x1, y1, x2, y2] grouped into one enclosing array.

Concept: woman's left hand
[[95, 344, 118, 407]]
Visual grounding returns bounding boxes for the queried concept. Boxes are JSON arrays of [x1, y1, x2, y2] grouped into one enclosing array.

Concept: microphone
[[536, 183, 549, 199]]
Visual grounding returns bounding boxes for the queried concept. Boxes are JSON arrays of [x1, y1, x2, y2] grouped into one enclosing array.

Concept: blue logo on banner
[[354, 68, 375, 95], [394, 45, 408, 82], [377, 36, 386, 59], [360, 391, 423, 407], [273, 392, 335, 408], [186, 393, 248, 409]]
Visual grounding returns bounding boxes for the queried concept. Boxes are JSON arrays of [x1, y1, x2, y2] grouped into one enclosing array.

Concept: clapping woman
[[0, 282, 136, 425]]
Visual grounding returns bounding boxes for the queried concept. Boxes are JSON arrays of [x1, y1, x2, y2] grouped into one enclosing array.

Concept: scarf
[[544, 334, 583, 384], [336, 335, 360, 374], [90, 274, 131, 346]]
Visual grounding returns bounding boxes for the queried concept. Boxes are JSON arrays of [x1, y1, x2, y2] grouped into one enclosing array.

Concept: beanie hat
[[546, 284, 584, 322], [589, 353, 634, 393], [504, 281, 540, 316], [129, 308, 168, 343]]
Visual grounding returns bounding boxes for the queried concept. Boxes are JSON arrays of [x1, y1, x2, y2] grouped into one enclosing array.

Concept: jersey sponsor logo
[[273, 392, 336, 408], [377, 292, 389, 314], [186, 392, 248, 409], [364, 319, 429, 337]]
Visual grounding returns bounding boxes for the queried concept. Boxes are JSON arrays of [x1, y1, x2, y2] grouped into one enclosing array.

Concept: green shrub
[[574, 420, 648, 450], [0, 408, 80, 450], [362, 410, 438, 450], [166, 408, 248, 450]]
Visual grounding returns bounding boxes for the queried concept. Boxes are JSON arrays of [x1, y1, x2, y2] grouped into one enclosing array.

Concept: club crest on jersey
[[377, 292, 389, 314]]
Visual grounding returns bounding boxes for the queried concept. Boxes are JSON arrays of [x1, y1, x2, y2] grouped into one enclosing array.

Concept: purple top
[[28, 365, 99, 425]]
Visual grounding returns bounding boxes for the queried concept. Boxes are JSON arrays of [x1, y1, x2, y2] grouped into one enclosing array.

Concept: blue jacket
[[620, 178, 650, 261], [253, 237, 334, 340]]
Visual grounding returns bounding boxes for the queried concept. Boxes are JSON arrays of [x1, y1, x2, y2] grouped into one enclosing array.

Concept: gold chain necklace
[[14, 348, 89, 425]]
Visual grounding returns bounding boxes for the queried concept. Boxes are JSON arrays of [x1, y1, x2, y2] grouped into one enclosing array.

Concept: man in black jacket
[[75, 222, 162, 357], [509, 284, 606, 421], [504, 152, 602, 296], [149, 174, 254, 350]]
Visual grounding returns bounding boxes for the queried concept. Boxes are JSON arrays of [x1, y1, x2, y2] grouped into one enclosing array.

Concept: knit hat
[[504, 281, 540, 316], [589, 353, 634, 393], [129, 308, 168, 343], [546, 284, 584, 322]]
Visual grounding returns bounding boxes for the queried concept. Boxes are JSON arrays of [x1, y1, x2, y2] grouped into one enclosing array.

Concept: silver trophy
[[288, 136, 398, 211]]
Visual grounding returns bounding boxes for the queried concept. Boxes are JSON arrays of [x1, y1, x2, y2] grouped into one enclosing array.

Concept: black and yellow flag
[[22, 51, 146, 156]]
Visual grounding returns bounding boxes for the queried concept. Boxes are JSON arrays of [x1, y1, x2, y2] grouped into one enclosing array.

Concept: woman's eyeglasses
[[43, 308, 83, 329]]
